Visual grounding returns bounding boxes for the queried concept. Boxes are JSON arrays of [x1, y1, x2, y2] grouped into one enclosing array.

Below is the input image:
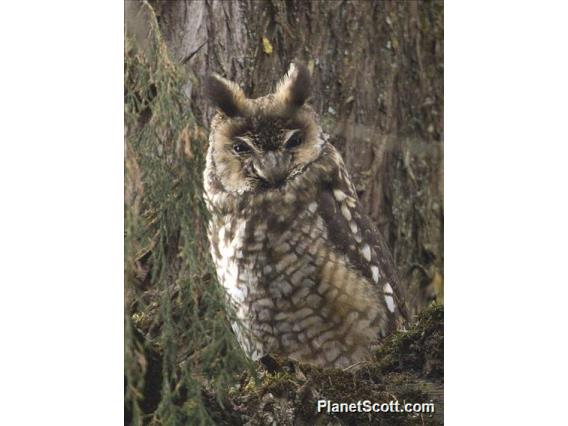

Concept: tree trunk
[[150, 0, 444, 316]]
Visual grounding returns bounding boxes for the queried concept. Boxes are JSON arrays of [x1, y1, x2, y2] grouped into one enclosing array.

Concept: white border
[[1, 1, 568, 425], [0, 1, 124, 424], [446, 1, 568, 424]]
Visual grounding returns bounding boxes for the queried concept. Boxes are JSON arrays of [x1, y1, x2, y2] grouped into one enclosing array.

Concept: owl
[[203, 63, 407, 368]]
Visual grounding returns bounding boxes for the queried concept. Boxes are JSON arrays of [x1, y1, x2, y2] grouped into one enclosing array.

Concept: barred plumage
[[204, 63, 407, 368]]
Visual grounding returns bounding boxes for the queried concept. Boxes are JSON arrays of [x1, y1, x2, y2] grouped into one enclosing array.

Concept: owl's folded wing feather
[[315, 147, 409, 333]]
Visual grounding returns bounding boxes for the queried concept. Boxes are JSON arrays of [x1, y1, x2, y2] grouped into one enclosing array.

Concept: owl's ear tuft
[[205, 73, 249, 117], [275, 62, 311, 109]]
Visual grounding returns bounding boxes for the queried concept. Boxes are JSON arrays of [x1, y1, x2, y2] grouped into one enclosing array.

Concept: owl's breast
[[209, 200, 321, 300]]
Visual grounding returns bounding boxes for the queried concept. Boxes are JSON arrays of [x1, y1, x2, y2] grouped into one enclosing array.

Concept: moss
[[373, 304, 444, 378], [261, 372, 298, 398], [215, 305, 444, 425]]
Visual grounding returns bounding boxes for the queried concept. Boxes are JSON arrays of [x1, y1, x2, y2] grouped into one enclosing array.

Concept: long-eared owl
[[203, 63, 407, 368]]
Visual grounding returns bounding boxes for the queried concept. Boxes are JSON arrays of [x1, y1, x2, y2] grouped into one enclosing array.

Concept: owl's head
[[205, 63, 324, 194]]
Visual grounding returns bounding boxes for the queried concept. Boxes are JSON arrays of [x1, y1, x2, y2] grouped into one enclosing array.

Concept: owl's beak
[[253, 151, 290, 187]]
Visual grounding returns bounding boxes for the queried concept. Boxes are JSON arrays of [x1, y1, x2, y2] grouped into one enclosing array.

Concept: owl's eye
[[284, 131, 303, 150], [233, 142, 252, 154]]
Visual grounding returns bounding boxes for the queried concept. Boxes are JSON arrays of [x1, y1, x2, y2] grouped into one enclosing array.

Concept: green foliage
[[124, 4, 251, 424]]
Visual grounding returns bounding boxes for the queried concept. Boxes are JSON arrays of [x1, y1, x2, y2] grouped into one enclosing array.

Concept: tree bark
[[147, 0, 443, 316]]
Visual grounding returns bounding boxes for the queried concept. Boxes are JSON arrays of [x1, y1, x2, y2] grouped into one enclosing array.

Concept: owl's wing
[[315, 146, 409, 333]]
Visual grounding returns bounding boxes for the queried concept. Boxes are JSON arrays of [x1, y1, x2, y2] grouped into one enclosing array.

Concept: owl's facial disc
[[211, 107, 322, 194]]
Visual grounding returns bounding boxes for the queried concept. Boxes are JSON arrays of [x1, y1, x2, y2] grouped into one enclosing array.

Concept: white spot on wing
[[371, 265, 380, 283], [350, 221, 358, 234], [361, 244, 371, 262], [341, 204, 352, 221], [333, 189, 347, 202], [308, 202, 318, 213], [385, 295, 396, 312], [383, 282, 393, 294], [346, 197, 356, 208]]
